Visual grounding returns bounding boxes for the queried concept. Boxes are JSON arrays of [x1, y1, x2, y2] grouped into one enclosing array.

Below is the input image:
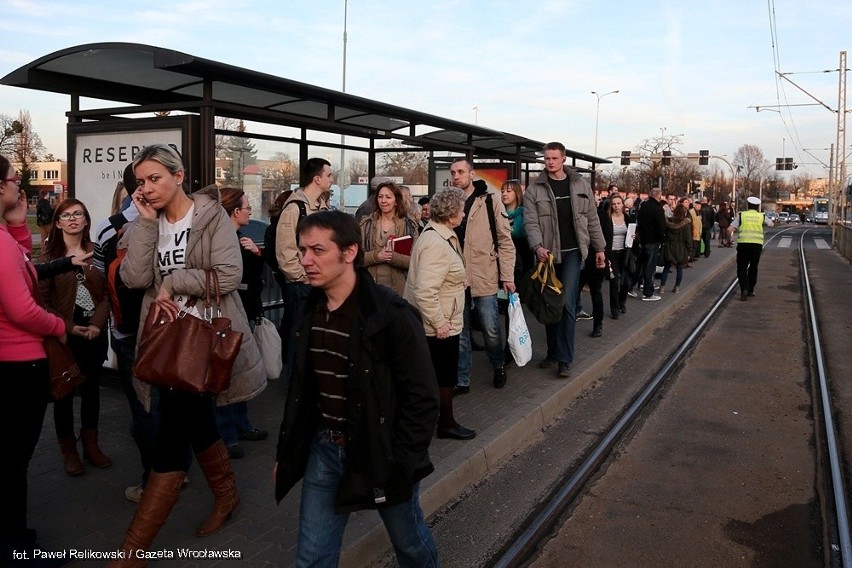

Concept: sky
[[1, 0, 850, 180]]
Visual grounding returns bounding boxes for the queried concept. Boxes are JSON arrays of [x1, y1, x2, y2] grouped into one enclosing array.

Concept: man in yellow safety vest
[[732, 196, 773, 301]]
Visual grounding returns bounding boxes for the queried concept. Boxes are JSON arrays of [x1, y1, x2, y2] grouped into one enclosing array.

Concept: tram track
[[491, 226, 850, 568]]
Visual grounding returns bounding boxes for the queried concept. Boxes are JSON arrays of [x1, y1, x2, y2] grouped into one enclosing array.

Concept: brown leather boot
[[81, 428, 113, 468], [106, 471, 185, 568], [58, 435, 84, 476], [195, 440, 240, 537]]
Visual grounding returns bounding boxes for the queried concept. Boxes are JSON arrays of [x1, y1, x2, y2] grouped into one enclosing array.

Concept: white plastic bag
[[253, 317, 283, 380], [507, 293, 532, 367]]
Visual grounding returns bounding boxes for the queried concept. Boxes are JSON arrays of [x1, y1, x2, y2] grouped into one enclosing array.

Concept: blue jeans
[[641, 243, 661, 297], [214, 402, 253, 447], [113, 333, 160, 485], [660, 262, 683, 288], [297, 432, 439, 568], [458, 293, 504, 386], [544, 249, 581, 365]]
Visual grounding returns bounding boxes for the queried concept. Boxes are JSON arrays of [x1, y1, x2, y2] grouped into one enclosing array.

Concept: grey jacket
[[119, 184, 267, 411], [523, 167, 606, 263]]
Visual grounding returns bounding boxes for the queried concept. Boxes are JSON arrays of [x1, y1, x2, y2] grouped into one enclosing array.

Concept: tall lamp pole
[[591, 90, 619, 156], [339, 0, 348, 208]]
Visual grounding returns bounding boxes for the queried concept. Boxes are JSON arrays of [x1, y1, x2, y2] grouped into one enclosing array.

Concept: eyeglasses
[[58, 211, 85, 221], [237, 205, 252, 212], [3, 176, 21, 185]]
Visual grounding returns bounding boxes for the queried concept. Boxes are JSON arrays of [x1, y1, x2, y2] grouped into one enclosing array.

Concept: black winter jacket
[[636, 197, 667, 245], [275, 269, 439, 512]]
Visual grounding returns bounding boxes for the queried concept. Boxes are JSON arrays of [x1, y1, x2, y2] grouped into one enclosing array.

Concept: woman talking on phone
[[107, 144, 265, 566], [0, 154, 68, 563]]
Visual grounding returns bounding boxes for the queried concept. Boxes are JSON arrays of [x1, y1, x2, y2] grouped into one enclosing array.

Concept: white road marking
[[814, 238, 830, 250], [778, 237, 792, 248]]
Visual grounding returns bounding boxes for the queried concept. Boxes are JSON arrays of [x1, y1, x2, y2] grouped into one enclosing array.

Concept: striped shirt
[[309, 288, 357, 433]]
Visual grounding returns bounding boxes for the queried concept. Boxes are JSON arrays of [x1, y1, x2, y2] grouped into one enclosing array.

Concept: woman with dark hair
[[107, 144, 265, 565], [500, 179, 532, 362], [404, 186, 475, 441], [660, 203, 693, 293], [360, 181, 418, 296], [607, 194, 629, 319], [716, 201, 734, 247], [0, 154, 68, 562], [215, 186, 269, 459], [39, 198, 112, 476]]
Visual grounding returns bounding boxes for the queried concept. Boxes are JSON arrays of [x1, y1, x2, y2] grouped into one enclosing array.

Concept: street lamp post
[[592, 90, 619, 156]]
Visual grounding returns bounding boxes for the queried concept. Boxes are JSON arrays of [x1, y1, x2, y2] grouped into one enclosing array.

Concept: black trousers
[[736, 243, 763, 294], [0, 359, 49, 556], [153, 389, 220, 473]]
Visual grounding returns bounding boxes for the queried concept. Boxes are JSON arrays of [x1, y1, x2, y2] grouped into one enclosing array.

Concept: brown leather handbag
[[133, 270, 243, 395], [44, 335, 85, 401], [25, 265, 86, 400]]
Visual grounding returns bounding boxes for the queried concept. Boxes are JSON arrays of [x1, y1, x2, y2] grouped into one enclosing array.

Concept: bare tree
[[0, 113, 23, 156], [733, 144, 770, 201], [377, 141, 427, 184], [265, 152, 297, 190], [346, 157, 368, 183], [214, 117, 240, 159], [11, 110, 45, 197]]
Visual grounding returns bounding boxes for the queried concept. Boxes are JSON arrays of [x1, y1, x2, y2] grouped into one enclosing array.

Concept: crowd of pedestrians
[[0, 141, 740, 567]]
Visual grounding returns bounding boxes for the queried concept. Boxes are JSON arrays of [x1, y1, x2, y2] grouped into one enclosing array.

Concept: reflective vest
[[737, 210, 765, 245]]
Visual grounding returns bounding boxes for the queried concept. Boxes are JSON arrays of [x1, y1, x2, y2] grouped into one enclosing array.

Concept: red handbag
[[133, 270, 243, 395]]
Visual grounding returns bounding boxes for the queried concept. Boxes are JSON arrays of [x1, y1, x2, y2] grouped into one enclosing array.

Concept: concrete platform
[[24, 241, 739, 567]]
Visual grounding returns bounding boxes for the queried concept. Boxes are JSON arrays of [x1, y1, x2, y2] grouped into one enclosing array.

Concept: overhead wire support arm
[[775, 71, 835, 112]]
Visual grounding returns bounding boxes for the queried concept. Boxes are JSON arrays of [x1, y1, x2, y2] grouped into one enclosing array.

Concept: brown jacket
[[38, 242, 110, 333], [360, 213, 418, 297], [461, 185, 515, 297]]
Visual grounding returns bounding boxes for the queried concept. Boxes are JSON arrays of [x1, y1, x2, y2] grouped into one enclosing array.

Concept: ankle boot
[[58, 435, 84, 476], [81, 428, 113, 468], [195, 440, 240, 537], [107, 471, 185, 568]]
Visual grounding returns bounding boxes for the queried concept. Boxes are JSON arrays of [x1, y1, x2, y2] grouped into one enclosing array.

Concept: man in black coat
[[698, 197, 715, 257], [275, 210, 439, 567], [636, 187, 667, 301]]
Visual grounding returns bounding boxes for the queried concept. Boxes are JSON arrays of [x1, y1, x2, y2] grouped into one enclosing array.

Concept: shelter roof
[[1, 43, 609, 166]]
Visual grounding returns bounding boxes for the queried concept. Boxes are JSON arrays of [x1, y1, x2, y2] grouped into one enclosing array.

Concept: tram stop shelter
[[1, 42, 609, 226]]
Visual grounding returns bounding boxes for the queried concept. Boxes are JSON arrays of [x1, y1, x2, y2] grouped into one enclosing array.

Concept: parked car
[[787, 213, 800, 224], [778, 212, 790, 223]]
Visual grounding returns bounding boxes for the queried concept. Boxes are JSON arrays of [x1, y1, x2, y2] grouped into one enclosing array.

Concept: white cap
[[747, 196, 760, 206]]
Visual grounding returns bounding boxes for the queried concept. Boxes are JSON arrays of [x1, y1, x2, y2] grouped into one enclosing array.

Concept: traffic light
[[691, 181, 701, 194], [621, 150, 631, 166], [785, 157, 795, 170], [776, 158, 784, 170], [662, 150, 672, 166], [699, 150, 709, 166]]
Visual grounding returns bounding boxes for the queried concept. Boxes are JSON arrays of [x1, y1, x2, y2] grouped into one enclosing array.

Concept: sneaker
[[658, 287, 665, 295], [672, 286, 679, 293], [453, 385, 470, 396], [576, 310, 593, 321], [539, 356, 557, 369], [238, 428, 268, 442], [557, 363, 571, 378], [227, 444, 246, 459], [627, 290, 638, 298], [125, 484, 143, 503], [642, 295, 662, 302]]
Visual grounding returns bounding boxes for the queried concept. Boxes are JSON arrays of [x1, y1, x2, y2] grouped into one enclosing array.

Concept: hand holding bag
[[253, 316, 282, 380], [133, 270, 243, 395], [507, 293, 532, 366], [518, 253, 567, 325]]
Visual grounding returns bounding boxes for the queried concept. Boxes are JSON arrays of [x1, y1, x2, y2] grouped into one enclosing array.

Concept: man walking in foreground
[[275, 211, 439, 567], [733, 196, 773, 301]]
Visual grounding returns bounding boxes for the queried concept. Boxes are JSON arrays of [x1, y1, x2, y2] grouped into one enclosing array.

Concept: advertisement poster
[[73, 128, 183, 227]]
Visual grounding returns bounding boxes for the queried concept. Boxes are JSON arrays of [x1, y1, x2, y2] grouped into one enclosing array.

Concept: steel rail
[[800, 229, 852, 567], [492, 227, 797, 568]]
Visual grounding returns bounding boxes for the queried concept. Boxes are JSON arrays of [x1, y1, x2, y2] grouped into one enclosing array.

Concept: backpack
[[100, 218, 145, 335]]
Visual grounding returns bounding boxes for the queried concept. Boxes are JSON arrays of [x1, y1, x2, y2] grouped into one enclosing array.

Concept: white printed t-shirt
[[157, 204, 199, 316]]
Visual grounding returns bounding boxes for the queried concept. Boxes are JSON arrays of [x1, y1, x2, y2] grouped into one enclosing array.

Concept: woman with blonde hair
[[360, 181, 418, 296], [107, 144, 265, 566]]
